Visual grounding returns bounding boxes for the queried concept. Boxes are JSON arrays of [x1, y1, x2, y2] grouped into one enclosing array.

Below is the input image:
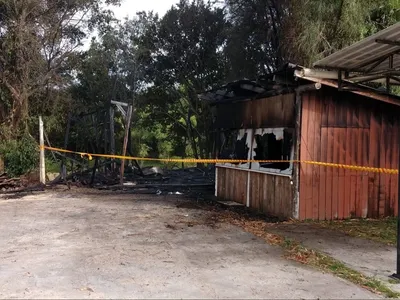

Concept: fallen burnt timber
[[51, 163, 216, 196], [0, 172, 45, 194], [0, 173, 20, 189], [98, 183, 214, 193]]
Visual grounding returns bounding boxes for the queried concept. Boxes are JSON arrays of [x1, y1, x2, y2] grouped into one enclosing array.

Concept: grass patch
[[213, 210, 400, 298], [389, 278, 400, 284], [281, 239, 400, 298], [311, 218, 397, 246], [45, 157, 61, 173]]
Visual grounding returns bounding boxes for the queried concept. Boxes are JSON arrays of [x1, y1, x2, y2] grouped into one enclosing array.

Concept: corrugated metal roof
[[313, 22, 400, 73]]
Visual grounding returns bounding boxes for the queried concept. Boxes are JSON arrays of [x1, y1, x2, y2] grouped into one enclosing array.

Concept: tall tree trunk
[[3, 81, 29, 136]]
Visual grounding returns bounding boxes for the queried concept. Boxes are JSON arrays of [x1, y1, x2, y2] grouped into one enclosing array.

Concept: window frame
[[249, 127, 294, 176], [217, 127, 295, 176], [216, 129, 253, 170]]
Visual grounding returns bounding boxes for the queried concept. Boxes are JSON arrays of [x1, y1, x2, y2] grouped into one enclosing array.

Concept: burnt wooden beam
[[103, 109, 108, 156], [109, 106, 116, 172], [98, 183, 214, 190], [61, 112, 72, 180], [120, 105, 133, 185], [111, 100, 129, 107]]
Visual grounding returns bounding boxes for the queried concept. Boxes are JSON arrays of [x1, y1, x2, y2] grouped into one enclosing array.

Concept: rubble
[[0, 171, 44, 194], [0, 173, 21, 190], [58, 163, 216, 196], [121, 166, 216, 195], [0, 162, 216, 198], [141, 166, 164, 176]]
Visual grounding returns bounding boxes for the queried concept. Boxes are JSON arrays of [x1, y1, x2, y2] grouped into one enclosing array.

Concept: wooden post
[[120, 105, 133, 185], [109, 106, 116, 172], [61, 112, 71, 180], [126, 99, 144, 176], [39, 116, 46, 185], [103, 110, 108, 154], [103, 110, 108, 173]]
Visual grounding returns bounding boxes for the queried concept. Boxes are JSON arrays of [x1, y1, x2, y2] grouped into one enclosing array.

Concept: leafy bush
[[0, 134, 39, 177]]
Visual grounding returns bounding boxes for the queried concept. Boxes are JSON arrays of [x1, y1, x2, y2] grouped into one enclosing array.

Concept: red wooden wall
[[299, 87, 400, 220]]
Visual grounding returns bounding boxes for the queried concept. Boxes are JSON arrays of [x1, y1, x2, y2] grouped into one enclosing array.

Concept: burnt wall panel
[[215, 101, 249, 129], [299, 87, 399, 220], [214, 93, 295, 129], [253, 93, 296, 128]]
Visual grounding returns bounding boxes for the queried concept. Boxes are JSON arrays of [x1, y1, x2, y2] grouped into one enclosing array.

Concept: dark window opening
[[253, 130, 293, 170], [218, 130, 249, 165]]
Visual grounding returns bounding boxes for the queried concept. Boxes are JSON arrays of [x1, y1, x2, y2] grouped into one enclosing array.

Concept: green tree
[[224, 0, 288, 79], [124, 0, 227, 159], [0, 0, 121, 138], [282, 0, 400, 66]]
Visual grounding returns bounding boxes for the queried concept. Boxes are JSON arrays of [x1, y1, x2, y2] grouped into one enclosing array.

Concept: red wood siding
[[299, 88, 400, 220]]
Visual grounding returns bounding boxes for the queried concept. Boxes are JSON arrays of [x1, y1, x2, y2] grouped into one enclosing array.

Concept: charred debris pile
[[51, 163, 216, 196]]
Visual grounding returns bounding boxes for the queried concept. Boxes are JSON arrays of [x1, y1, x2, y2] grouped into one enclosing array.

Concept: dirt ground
[[0, 189, 379, 299]]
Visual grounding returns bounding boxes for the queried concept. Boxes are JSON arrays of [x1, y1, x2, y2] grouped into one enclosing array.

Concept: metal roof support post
[[387, 55, 394, 93], [391, 129, 400, 280], [338, 70, 343, 91], [398, 134, 400, 277]]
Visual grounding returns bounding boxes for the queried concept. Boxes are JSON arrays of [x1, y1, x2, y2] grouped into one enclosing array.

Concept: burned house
[[201, 63, 400, 220]]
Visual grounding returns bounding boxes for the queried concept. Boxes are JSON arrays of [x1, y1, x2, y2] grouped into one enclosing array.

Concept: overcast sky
[[111, 0, 179, 20], [83, 0, 179, 48]]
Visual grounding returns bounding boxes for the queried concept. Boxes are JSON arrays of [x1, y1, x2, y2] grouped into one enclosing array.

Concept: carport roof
[[313, 22, 400, 76]]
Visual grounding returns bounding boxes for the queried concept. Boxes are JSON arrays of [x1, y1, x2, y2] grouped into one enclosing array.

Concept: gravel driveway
[[0, 190, 379, 299]]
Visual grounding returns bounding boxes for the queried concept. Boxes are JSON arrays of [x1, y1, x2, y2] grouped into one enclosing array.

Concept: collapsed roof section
[[199, 79, 268, 104], [199, 63, 300, 105]]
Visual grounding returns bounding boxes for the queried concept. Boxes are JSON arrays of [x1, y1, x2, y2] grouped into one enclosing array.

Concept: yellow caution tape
[[40, 145, 399, 175]]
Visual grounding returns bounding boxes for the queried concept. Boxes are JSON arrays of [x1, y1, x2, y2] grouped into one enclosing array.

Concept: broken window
[[216, 127, 294, 175], [218, 129, 250, 166], [252, 128, 293, 172]]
